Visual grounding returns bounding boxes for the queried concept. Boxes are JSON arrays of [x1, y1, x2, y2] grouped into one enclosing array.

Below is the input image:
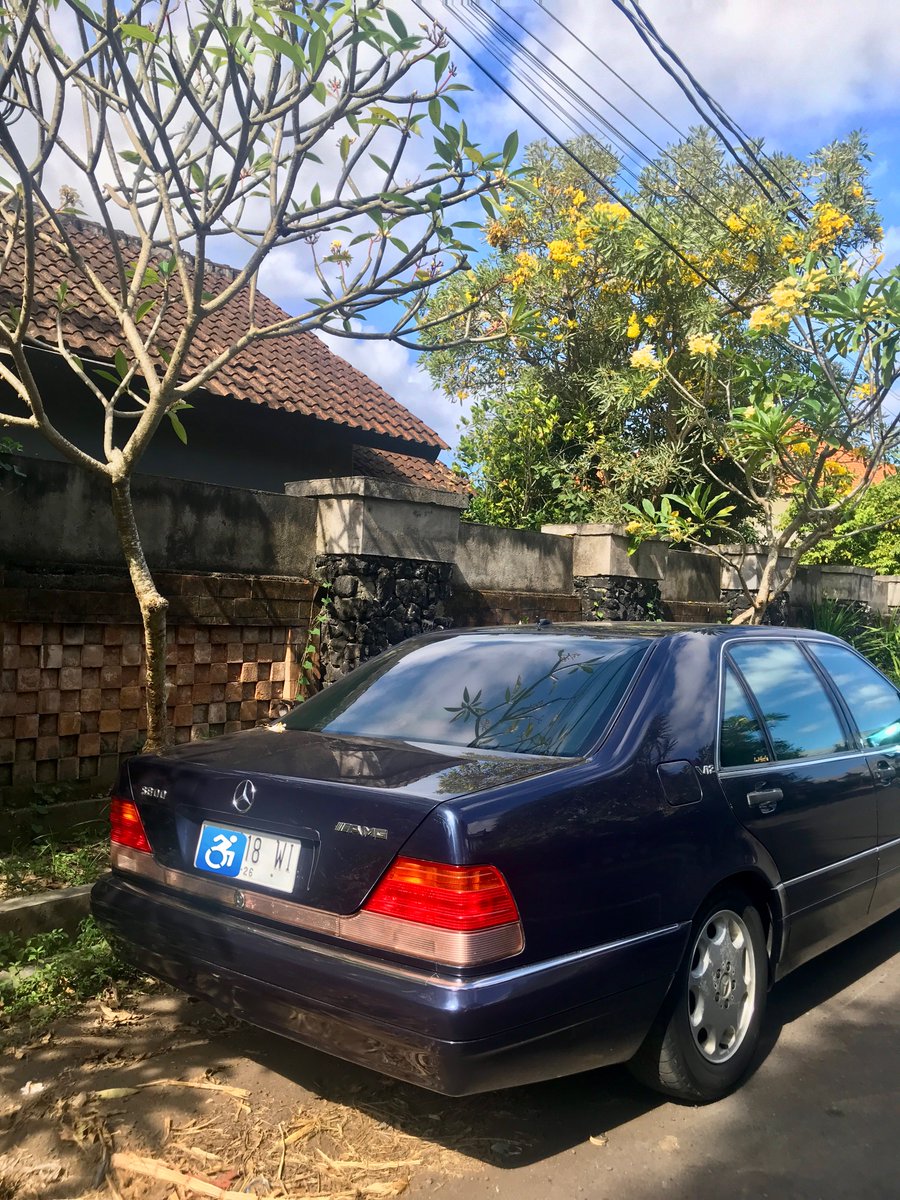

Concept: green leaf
[[428, 96, 441, 127], [310, 182, 321, 206], [309, 28, 326, 72], [114, 348, 129, 380], [168, 410, 188, 444], [433, 50, 450, 83], [503, 130, 519, 163], [118, 22, 156, 43], [386, 8, 408, 39], [135, 299, 157, 322], [311, 81, 327, 105]]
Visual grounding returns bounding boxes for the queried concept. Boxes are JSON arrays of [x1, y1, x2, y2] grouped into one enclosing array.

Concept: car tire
[[629, 891, 768, 1103]]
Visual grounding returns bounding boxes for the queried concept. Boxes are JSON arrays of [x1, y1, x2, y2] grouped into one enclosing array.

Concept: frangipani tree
[[0, 0, 519, 749], [625, 257, 900, 624]]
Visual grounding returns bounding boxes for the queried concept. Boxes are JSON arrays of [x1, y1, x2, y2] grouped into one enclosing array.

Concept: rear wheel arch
[[700, 871, 783, 978]]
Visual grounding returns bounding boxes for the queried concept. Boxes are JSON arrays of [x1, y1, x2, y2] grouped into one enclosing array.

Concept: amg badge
[[334, 821, 388, 840]]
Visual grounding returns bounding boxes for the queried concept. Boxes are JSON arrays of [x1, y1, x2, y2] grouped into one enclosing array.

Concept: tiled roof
[[3, 219, 445, 450], [352, 445, 471, 494]]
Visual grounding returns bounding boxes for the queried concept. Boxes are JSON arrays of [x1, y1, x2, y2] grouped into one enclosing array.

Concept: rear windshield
[[283, 634, 648, 756]]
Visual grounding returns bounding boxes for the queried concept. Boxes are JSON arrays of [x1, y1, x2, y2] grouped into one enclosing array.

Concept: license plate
[[194, 822, 302, 894]]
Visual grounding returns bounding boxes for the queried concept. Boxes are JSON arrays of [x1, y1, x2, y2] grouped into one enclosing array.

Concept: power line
[[477, 0, 739, 234], [609, 0, 812, 215], [410, 0, 750, 312]]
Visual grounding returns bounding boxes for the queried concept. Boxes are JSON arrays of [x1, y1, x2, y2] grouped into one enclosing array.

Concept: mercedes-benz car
[[92, 623, 900, 1102]]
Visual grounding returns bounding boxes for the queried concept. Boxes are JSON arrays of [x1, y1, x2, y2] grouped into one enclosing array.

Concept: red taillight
[[110, 795, 152, 853], [363, 857, 519, 932]]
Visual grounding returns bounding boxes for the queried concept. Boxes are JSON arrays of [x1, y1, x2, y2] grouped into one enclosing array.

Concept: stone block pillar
[[285, 477, 467, 684]]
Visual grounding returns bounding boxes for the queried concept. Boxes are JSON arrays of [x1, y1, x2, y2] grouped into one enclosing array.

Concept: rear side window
[[728, 640, 850, 762], [809, 642, 900, 750], [284, 634, 648, 757], [720, 664, 771, 768]]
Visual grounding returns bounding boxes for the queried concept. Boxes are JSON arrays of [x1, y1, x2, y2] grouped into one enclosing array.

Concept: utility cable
[[478, 0, 739, 234], [410, 0, 751, 312]]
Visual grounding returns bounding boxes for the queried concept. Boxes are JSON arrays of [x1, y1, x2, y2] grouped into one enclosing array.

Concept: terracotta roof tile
[[352, 445, 470, 495], [3, 219, 445, 450]]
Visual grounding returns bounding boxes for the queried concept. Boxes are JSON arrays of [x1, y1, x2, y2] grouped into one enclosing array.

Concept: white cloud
[[881, 225, 900, 269], [439, 1, 900, 155]]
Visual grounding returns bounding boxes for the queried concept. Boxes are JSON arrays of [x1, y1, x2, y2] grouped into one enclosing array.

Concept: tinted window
[[720, 664, 771, 768], [283, 634, 647, 756], [809, 642, 900, 750], [729, 640, 850, 761]]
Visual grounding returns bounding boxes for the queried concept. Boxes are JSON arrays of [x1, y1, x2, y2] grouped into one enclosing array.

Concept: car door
[[807, 640, 900, 922], [716, 638, 878, 971]]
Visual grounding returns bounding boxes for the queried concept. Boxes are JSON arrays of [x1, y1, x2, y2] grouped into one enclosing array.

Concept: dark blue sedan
[[92, 624, 900, 1102]]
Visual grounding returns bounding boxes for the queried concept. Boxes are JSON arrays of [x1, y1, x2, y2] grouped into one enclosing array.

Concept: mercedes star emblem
[[233, 890, 246, 909], [232, 779, 256, 814]]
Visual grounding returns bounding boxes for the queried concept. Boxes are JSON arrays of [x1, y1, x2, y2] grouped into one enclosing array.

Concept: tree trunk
[[109, 476, 170, 753]]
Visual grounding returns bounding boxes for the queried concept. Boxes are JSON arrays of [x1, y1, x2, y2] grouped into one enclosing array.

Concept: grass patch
[[0, 829, 109, 900], [0, 916, 141, 1030]]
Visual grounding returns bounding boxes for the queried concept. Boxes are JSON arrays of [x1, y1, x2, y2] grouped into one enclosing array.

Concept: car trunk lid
[[124, 727, 567, 914]]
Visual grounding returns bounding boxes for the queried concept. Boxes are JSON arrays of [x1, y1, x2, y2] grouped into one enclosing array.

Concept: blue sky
[[256, 0, 900, 451]]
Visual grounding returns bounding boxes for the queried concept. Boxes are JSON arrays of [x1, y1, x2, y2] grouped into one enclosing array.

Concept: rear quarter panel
[[401, 632, 782, 966]]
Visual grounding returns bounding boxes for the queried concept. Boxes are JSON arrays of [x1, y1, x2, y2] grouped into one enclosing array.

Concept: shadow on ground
[[1, 909, 898, 1198], [233, 907, 900, 1172]]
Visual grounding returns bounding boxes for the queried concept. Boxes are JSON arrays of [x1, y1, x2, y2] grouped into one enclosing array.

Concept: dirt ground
[[2, 907, 899, 1200]]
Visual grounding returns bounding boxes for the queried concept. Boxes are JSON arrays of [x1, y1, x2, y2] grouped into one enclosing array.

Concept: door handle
[[872, 759, 897, 786], [746, 787, 783, 813]]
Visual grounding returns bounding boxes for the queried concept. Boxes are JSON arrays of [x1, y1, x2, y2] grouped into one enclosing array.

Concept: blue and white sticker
[[195, 825, 248, 878]]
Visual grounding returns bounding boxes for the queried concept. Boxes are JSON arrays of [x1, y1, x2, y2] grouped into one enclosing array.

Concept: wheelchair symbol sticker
[[195, 826, 247, 878]]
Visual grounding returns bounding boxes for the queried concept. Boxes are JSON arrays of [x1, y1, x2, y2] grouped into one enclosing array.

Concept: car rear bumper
[[92, 873, 688, 1095]]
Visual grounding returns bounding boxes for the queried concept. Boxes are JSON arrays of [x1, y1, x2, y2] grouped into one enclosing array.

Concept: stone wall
[[313, 554, 453, 685], [573, 574, 664, 622]]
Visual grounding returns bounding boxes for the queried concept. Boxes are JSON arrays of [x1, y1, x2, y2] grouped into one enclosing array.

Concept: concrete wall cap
[[286, 475, 469, 510]]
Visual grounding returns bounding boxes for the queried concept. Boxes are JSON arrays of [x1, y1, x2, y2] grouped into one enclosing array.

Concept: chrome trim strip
[[111, 845, 524, 968], [780, 843, 879, 889], [110, 847, 684, 990], [718, 751, 870, 777], [460, 922, 687, 990]]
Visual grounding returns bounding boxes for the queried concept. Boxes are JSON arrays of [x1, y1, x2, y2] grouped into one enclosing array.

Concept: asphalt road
[[239, 907, 900, 1200], [4, 908, 899, 1199]]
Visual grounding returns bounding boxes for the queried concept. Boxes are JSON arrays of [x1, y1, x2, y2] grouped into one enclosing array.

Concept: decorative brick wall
[[0, 567, 315, 792]]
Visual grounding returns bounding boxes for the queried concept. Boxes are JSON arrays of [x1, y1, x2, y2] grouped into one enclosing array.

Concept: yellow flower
[[630, 346, 659, 370], [687, 332, 720, 359], [777, 234, 801, 260], [506, 251, 539, 288], [644, 313, 658, 327], [626, 312, 640, 339], [547, 239, 575, 262], [725, 213, 746, 233], [748, 304, 789, 333], [497, 367, 506, 378], [593, 200, 630, 227], [810, 201, 852, 249]]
